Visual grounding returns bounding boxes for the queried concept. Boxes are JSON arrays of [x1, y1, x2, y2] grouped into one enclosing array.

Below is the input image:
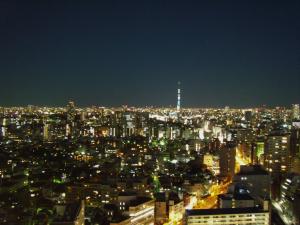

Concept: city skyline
[[1, 1, 300, 225], [1, 0, 300, 107]]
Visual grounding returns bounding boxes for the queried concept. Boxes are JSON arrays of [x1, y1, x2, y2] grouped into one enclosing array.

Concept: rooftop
[[236, 165, 269, 176], [219, 193, 254, 201], [129, 197, 153, 207], [186, 207, 267, 216]]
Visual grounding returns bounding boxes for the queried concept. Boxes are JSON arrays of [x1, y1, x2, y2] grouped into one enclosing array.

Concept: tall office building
[[0, 118, 7, 137], [264, 132, 291, 175], [292, 104, 300, 120], [66, 101, 76, 123], [244, 110, 252, 122], [177, 81, 181, 111], [66, 101, 76, 137], [219, 143, 236, 178]]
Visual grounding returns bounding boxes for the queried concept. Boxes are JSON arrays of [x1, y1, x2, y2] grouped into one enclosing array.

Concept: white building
[[185, 207, 270, 225]]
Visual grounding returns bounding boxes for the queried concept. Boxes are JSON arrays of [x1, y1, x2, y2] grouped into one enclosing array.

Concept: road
[[195, 181, 231, 209]]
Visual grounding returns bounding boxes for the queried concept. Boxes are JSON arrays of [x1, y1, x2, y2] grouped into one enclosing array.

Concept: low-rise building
[[52, 201, 85, 225]]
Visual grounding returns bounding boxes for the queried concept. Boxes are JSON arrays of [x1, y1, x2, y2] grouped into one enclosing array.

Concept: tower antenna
[[177, 81, 181, 111]]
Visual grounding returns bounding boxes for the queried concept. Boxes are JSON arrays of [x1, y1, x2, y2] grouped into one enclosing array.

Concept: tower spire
[[177, 81, 181, 111]]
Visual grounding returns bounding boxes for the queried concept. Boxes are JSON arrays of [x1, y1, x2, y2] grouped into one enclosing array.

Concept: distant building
[[244, 110, 252, 122], [43, 123, 49, 141], [292, 104, 300, 120]]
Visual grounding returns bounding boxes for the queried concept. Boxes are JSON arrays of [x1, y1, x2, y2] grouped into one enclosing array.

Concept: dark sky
[[0, 0, 299, 107]]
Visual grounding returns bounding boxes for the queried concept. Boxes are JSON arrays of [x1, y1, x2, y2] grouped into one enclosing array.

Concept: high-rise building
[[278, 174, 300, 225], [256, 139, 265, 165], [244, 110, 252, 122], [219, 143, 236, 179], [66, 101, 76, 137], [292, 104, 300, 120], [264, 132, 291, 175], [43, 123, 49, 141], [66, 101, 76, 123], [291, 128, 300, 157]]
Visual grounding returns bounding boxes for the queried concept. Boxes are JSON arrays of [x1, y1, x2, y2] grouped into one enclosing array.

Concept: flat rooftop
[[236, 165, 269, 176], [219, 193, 254, 201], [186, 207, 266, 216]]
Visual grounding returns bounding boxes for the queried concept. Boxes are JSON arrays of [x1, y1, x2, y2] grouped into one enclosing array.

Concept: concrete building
[[117, 194, 154, 225], [233, 165, 270, 199], [219, 144, 236, 179], [185, 207, 270, 225], [218, 193, 255, 209], [155, 192, 184, 225], [127, 197, 155, 225], [264, 132, 291, 175]]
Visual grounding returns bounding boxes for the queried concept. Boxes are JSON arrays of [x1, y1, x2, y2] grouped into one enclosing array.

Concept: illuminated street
[[195, 181, 231, 209]]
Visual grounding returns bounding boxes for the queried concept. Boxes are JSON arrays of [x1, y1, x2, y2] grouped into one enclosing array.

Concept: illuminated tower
[[177, 81, 181, 111]]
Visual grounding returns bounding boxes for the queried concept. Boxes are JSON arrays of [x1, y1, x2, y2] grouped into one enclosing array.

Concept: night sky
[[0, 0, 299, 108]]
